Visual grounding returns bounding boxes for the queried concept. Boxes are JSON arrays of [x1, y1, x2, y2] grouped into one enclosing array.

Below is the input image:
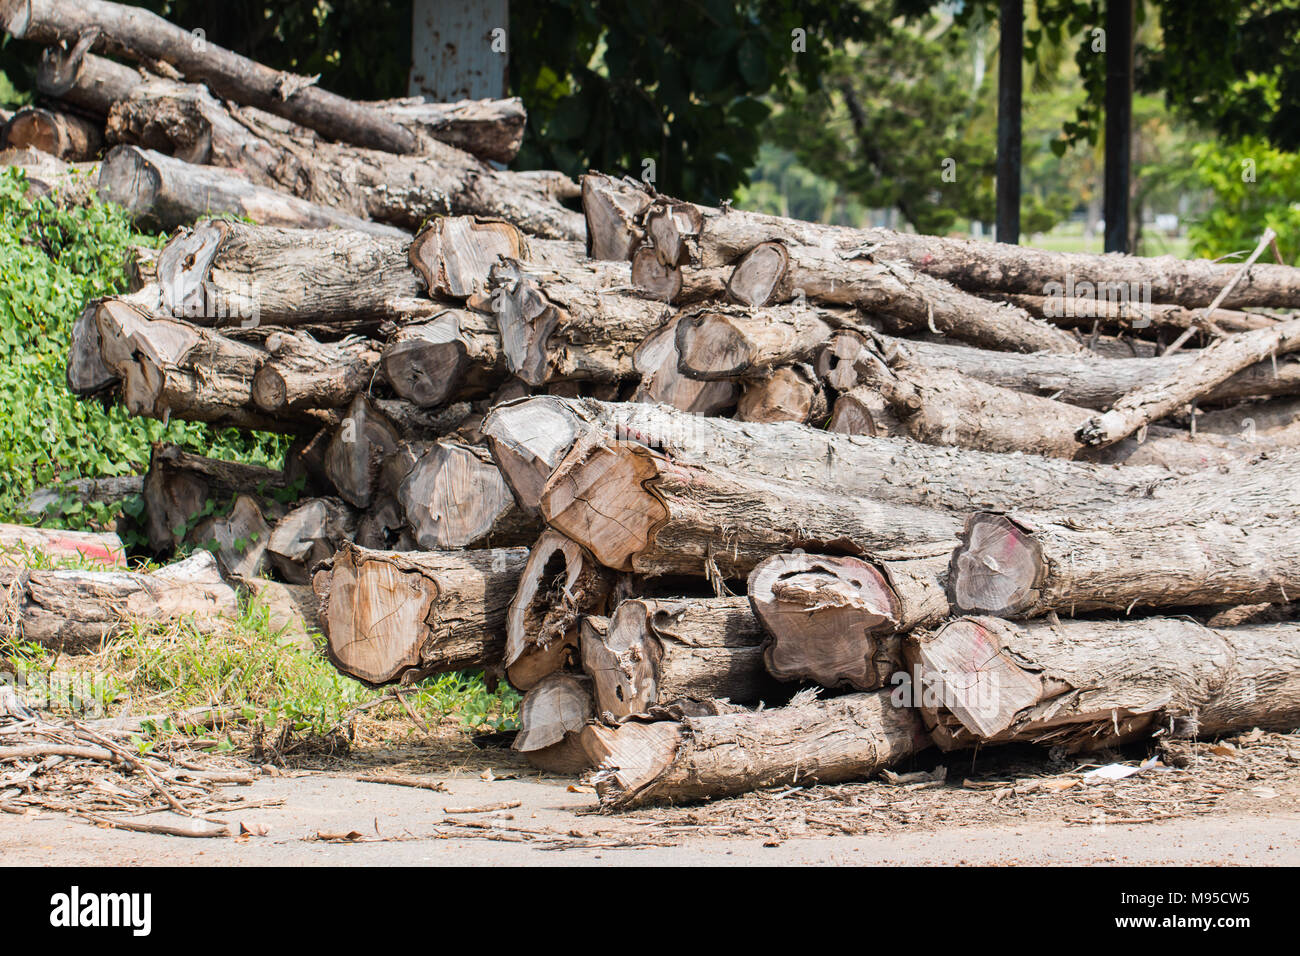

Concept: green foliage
[[0, 168, 286, 527], [1184, 137, 1300, 264]]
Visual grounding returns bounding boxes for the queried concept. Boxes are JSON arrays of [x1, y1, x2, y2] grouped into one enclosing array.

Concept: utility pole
[[995, 0, 1023, 245], [1103, 0, 1135, 253]]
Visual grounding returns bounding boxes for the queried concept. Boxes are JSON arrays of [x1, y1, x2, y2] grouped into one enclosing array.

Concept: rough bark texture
[[540, 439, 962, 579], [0, 550, 237, 652], [36, 46, 143, 116], [504, 529, 615, 691], [482, 396, 1174, 516], [748, 552, 946, 691], [1, 145, 98, 204], [580, 597, 777, 719], [907, 615, 1300, 751], [586, 688, 929, 809], [251, 332, 379, 413], [321, 542, 528, 685], [1000, 292, 1281, 335], [0, 523, 125, 568]]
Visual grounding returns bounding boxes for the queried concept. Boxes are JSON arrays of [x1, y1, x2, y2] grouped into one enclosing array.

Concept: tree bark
[[0, 550, 237, 652], [366, 95, 526, 164], [584, 688, 929, 809], [504, 529, 615, 691], [580, 596, 782, 721], [540, 439, 962, 579], [948, 506, 1300, 618], [483, 395, 1175, 516], [97, 145, 405, 235], [999, 292, 1281, 336], [266, 497, 357, 585], [2, 105, 101, 160], [380, 309, 505, 407], [748, 552, 946, 691], [36, 44, 142, 115], [0, 523, 125, 568], [3, 0, 420, 153], [1077, 318, 1300, 448], [906, 615, 1300, 751], [320, 542, 529, 686]]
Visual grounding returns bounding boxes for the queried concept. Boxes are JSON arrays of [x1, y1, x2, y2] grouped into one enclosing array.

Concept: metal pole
[[996, 0, 1023, 245], [1103, 0, 1134, 253]]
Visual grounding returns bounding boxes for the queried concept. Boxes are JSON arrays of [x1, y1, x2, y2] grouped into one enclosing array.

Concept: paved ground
[[3, 771, 1298, 865]]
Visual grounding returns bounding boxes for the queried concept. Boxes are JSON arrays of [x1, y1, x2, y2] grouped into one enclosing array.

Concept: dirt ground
[[3, 726, 1297, 865]]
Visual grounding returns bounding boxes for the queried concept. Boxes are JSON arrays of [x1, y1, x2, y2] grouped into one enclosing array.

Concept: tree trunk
[[0, 550, 237, 653], [513, 673, 593, 753], [1077, 318, 1300, 448], [380, 309, 505, 407], [0, 523, 125, 568], [98, 145, 405, 235], [999, 292, 1281, 336], [394, 440, 539, 550], [540, 439, 962, 579], [948, 506, 1300, 618], [156, 219, 429, 328], [251, 331, 378, 413], [488, 258, 670, 385], [1, 145, 98, 204], [906, 615, 1300, 751], [22, 475, 142, 522], [504, 529, 615, 691], [320, 542, 529, 685], [265, 497, 357, 585], [4, 0, 420, 153], [482, 395, 1174, 515], [36, 45, 143, 115], [3, 106, 101, 160], [584, 688, 929, 809], [366, 95, 526, 164], [748, 552, 946, 691], [580, 596, 780, 720], [735, 364, 826, 425]]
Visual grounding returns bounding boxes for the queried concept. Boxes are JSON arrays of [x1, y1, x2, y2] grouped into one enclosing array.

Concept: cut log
[[582, 173, 652, 261], [824, 328, 1300, 410], [369, 95, 525, 163], [2, 106, 101, 160], [504, 529, 615, 691], [1077, 317, 1300, 447], [97, 145, 405, 235], [948, 508, 1300, 618], [483, 395, 1174, 516], [674, 304, 836, 380], [36, 44, 142, 114], [408, 216, 523, 298], [380, 309, 504, 407], [0, 523, 125, 568], [188, 493, 278, 578], [748, 552, 946, 691], [512, 672, 594, 752], [1, 145, 97, 204], [579, 597, 778, 720], [22, 476, 143, 521], [354, 495, 415, 552], [4, 0, 419, 153], [251, 332, 379, 414], [1000, 292, 1281, 335], [266, 498, 357, 585], [395, 441, 539, 550], [585, 688, 929, 809], [630, 315, 739, 415], [141, 443, 288, 555], [827, 386, 904, 437], [735, 364, 825, 425], [156, 219, 429, 328], [0, 550, 237, 652], [540, 439, 962, 579], [906, 615, 1300, 751], [321, 542, 529, 685], [323, 395, 402, 509], [488, 258, 670, 385]]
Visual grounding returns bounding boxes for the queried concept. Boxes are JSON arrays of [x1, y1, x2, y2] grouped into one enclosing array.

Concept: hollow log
[[504, 529, 615, 691], [2, 106, 101, 160], [513, 673, 594, 753], [488, 258, 670, 385], [483, 395, 1174, 516], [0, 550, 237, 652], [321, 542, 529, 685], [906, 615, 1300, 752], [748, 552, 946, 691], [3, 0, 419, 153], [580, 597, 778, 720], [0, 523, 125, 568], [266, 497, 357, 585], [395, 441, 539, 550], [948, 508, 1300, 618], [540, 439, 962, 579], [97, 145, 405, 235], [585, 688, 929, 809], [1077, 317, 1300, 447], [381, 309, 504, 407]]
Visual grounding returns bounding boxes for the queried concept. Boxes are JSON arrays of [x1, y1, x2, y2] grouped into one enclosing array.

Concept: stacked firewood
[[16, 0, 1300, 810]]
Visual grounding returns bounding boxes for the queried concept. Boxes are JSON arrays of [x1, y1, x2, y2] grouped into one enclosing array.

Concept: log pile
[[13, 1, 1300, 809]]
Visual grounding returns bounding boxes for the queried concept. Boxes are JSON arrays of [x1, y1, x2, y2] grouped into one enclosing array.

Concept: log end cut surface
[[949, 513, 1045, 615]]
